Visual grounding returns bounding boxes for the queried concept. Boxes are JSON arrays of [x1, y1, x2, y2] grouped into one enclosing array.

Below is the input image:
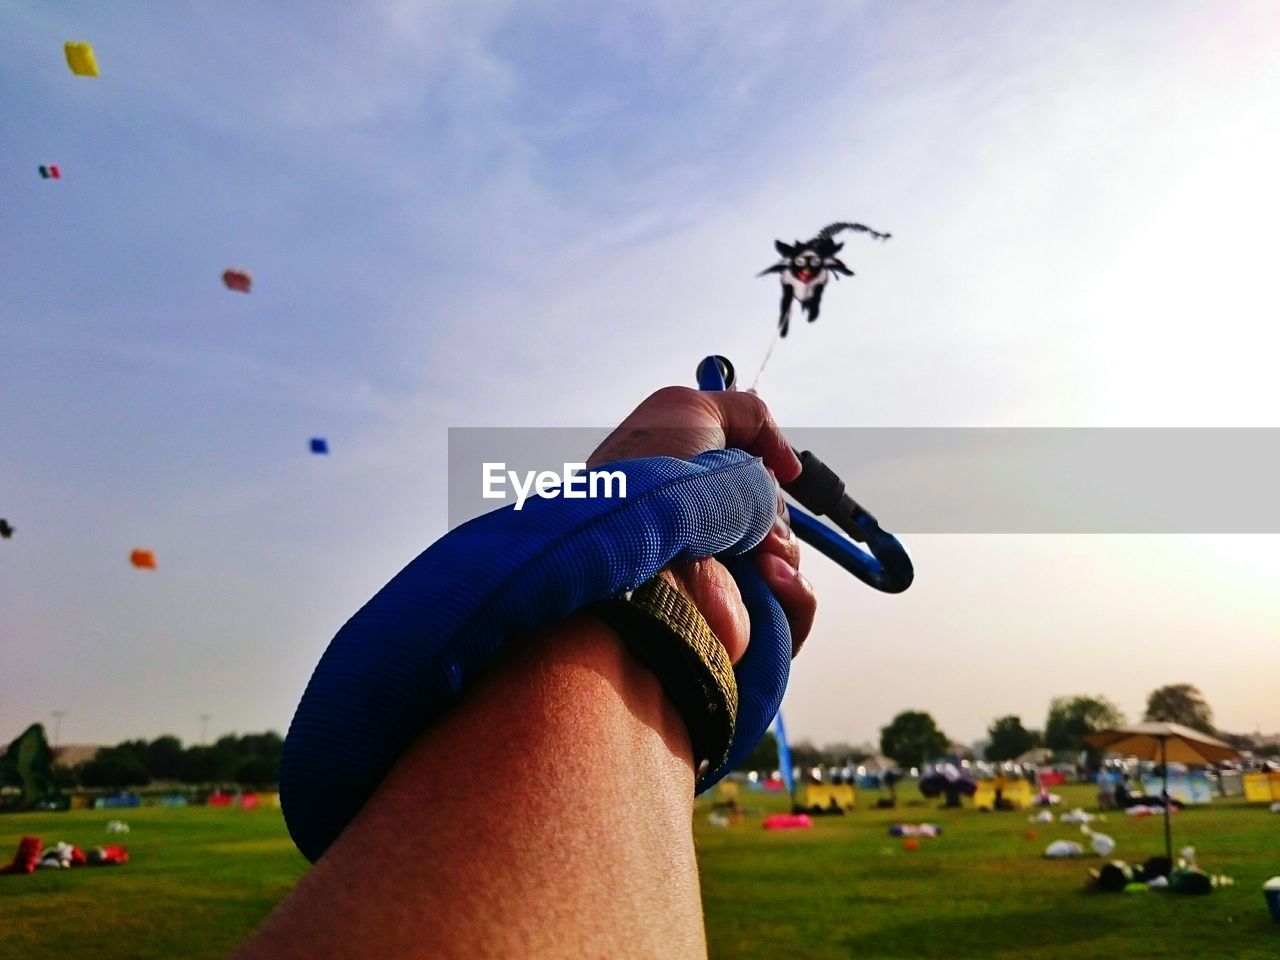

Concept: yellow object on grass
[[973, 776, 1033, 810], [1243, 772, 1280, 803], [796, 783, 856, 812], [65, 41, 100, 77]]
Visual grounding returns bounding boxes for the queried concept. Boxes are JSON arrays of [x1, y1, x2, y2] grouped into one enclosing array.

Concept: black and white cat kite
[[758, 221, 890, 337]]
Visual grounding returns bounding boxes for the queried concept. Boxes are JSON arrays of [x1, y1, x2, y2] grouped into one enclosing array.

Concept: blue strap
[[281, 449, 792, 862]]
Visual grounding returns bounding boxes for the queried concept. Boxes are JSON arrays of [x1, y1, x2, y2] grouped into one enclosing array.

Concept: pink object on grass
[[762, 813, 813, 831]]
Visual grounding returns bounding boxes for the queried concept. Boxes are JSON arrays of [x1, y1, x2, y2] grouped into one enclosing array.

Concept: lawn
[[0, 807, 307, 959], [2, 785, 1277, 958], [697, 784, 1280, 959]]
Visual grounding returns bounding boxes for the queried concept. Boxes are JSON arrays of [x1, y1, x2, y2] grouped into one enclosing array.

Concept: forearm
[[235, 612, 707, 960]]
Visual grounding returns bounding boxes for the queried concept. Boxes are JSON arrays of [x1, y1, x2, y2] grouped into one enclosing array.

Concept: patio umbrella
[[1084, 722, 1239, 863]]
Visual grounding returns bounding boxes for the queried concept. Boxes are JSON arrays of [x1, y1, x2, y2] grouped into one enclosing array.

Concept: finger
[[702, 390, 801, 483], [586, 386, 720, 468], [755, 505, 800, 573], [587, 387, 801, 483], [754, 552, 817, 657], [658, 559, 750, 665]]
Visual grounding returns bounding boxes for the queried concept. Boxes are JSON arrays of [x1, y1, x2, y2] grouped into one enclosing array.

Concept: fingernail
[[774, 483, 791, 533], [761, 552, 799, 582]]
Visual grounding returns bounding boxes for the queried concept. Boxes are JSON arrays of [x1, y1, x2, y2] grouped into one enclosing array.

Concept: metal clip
[[696, 355, 913, 594]]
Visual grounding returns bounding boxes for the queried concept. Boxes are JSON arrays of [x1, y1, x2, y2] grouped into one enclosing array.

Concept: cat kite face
[[774, 238, 844, 283]]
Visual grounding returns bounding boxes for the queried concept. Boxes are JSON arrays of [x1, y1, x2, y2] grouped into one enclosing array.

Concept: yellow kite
[[65, 42, 100, 77]]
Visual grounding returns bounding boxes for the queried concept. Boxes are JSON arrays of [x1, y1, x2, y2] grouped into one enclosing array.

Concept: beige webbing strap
[[590, 576, 738, 775]]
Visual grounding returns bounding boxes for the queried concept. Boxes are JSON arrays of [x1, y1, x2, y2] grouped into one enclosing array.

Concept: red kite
[[222, 269, 252, 293], [130, 549, 157, 569]]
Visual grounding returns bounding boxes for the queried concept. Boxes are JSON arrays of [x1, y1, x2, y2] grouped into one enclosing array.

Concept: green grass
[[696, 784, 1280, 959], [1, 807, 307, 959], [2, 786, 1277, 958]]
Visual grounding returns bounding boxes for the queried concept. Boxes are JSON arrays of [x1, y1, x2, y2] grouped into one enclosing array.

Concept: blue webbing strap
[[281, 449, 792, 862]]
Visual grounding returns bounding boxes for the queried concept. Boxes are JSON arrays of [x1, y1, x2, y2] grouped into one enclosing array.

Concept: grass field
[[2, 785, 1277, 958], [1, 806, 306, 959]]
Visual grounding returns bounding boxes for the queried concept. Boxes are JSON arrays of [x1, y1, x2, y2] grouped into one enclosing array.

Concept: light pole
[[50, 710, 67, 749], [199, 714, 211, 746]]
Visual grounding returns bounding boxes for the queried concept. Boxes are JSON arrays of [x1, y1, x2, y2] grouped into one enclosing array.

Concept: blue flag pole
[[773, 710, 794, 799]]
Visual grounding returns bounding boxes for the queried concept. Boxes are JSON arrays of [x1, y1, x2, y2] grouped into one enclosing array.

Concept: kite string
[[748, 324, 783, 392]]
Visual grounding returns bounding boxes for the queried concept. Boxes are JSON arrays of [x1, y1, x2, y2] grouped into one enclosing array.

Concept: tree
[[985, 715, 1040, 762], [76, 747, 151, 789], [178, 732, 282, 786], [880, 711, 949, 769], [1, 724, 62, 809], [1143, 683, 1214, 734], [144, 735, 185, 780], [1217, 731, 1256, 752], [234, 732, 283, 766], [822, 742, 869, 765], [1044, 695, 1124, 755], [117, 738, 150, 760], [236, 756, 279, 789], [789, 740, 827, 771], [179, 744, 238, 784], [736, 731, 778, 772]]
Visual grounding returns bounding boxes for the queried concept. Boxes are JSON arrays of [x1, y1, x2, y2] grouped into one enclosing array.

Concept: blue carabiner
[[696, 355, 914, 594]]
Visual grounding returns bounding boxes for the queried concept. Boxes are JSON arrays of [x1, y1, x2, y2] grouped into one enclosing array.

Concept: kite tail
[[816, 221, 892, 242]]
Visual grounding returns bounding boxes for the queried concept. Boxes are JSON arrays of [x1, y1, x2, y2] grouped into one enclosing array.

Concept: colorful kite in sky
[[38, 165, 61, 180], [309, 438, 329, 455], [130, 549, 157, 569], [0, 519, 13, 539], [64, 42, 100, 77], [222, 269, 252, 293]]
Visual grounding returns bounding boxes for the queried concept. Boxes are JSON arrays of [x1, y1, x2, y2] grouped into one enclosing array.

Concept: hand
[[587, 386, 818, 663]]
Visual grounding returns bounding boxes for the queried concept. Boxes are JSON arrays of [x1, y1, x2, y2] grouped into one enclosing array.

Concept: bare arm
[[235, 612, 707, 959], [234, 387, 816, 959]]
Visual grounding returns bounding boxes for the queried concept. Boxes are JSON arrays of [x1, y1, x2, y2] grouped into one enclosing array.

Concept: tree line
[[56, 732, 283, 790], [738, 682, 1276, 772], [36, 683, 1277, 786]]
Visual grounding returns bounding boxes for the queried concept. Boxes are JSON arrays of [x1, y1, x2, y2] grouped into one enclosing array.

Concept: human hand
[[587, 386, 817, 664]]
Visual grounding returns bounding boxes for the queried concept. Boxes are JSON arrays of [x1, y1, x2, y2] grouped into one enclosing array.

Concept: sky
[[3, 1, 1278, 752]]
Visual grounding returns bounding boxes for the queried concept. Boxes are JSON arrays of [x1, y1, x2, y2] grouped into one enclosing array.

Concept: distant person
[[1113, 780, 1181, 811], [233, 386, 818, 959], [1096, 768, 1118, 809]]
